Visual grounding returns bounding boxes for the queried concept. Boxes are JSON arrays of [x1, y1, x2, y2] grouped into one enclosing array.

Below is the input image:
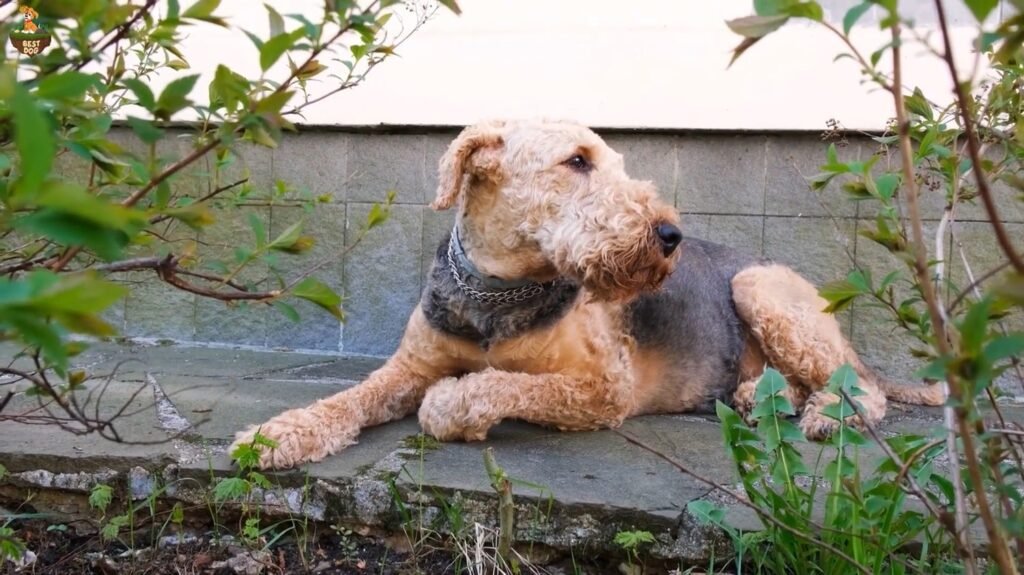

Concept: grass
[[9, 30, 50, 40]]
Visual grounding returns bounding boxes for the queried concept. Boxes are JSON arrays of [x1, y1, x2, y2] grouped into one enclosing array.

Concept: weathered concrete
[[3, 342, 1019, 565]]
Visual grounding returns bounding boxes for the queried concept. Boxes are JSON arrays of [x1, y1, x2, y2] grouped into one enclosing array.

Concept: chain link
[[447, 234, 548, 306]]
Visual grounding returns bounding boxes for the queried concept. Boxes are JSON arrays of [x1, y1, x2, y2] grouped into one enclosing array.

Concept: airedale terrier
[[233, 118, 943, 469]]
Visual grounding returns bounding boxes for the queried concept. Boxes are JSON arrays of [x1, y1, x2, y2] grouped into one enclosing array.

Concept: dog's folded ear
[[431, 120, 506, 210]]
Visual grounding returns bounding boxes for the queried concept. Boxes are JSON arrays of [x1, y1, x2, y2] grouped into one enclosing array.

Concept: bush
[[689, 1, 1024, 573], [0, 1, 459, 439]]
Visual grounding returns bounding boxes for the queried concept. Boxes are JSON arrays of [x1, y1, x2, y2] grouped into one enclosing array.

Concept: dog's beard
[[562, 233, 678, 303]]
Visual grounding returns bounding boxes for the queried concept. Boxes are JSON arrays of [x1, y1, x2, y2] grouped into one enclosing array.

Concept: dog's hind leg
[[730, 264, 888, 439], [232, 307, 462, 469]]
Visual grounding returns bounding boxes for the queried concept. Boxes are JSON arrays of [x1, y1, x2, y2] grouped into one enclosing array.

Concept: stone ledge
[[1, 341, 1019, 567]]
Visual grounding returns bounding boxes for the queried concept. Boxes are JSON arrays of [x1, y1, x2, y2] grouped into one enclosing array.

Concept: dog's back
[[626, 237, 765, 413]]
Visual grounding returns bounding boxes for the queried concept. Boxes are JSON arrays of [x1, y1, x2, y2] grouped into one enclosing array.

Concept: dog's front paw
[[231, 408, 358, 470], [418, 377, 497, 442]]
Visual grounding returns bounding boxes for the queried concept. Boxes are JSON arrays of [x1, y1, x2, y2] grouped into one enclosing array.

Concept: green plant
[[0, 0, 459, 442], [614, 529, 656, 571], [0, 523, 26, 563], [638, 4, 1024, 573], [690, 367, 963, 574]]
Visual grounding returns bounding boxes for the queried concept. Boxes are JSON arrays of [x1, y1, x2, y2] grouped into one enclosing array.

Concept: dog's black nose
[[655, 223, 682, 256]]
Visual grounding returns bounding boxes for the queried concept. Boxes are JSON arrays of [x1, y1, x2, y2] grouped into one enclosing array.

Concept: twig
[[926, 4, 1021, 571], [148, 178, 249, 224], [933, 2, 1024, 275], [71, 0, 158, 72], [888, 18, 983, 566], [613, 429, 873, 575], [838, 390, 963, 546], [946, 261, 1012, 313]]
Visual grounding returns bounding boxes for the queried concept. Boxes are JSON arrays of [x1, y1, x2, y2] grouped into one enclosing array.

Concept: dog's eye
[[563, 154, 591, 173]]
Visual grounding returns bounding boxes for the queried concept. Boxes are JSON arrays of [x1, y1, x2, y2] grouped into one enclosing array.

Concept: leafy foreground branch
[[0, 1, 458, 447], [710, 0, 1024, 573]]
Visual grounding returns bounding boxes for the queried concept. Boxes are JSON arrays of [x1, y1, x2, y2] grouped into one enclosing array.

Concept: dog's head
[[432, 118, 681, 302]]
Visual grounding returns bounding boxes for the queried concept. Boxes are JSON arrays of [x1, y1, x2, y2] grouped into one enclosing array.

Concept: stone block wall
[[84, 127, 1023, 387]]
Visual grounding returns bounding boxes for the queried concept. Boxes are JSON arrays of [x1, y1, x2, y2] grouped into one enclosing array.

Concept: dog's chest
[[447, 301, 623, 378]]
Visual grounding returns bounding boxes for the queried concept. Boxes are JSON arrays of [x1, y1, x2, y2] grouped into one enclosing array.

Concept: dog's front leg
[[233, 308, 460, 469], [418, 368, 630, 442]]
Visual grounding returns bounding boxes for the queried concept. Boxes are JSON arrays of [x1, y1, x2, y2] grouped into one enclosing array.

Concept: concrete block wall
[[87, 127, 1023, 388]]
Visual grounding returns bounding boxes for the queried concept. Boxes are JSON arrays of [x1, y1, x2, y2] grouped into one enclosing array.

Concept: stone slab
[[274, 132, 349, 202], [342, 204, 423, 356], [600, 133, 679, 207], [264, 204, 347, 351], [82, 342, 337, 379], [764, 135, 857, 218], [678, 134, 766, 216], [0, 379, 175, 474], [156, 374, 357, 440], [397, 415, 737, 521], [346, 134, 426, 204]]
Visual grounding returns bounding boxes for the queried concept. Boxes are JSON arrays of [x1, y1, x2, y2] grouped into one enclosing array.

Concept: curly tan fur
[[233, 119, 943, 470]]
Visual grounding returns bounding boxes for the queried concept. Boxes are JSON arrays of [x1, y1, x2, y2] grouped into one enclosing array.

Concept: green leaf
[[826, 363, 859, 394], [843, 2, 872, 34], [12, 84, 54, 196], [292, 277, 343, 320], [101, 515, 128, 542], [687, 500, 727, 527], [254, 90, 294, 115], [32, 273, 128, 314], [15, 211, 130, 261], [121, 78, 155, 111], [89, 484, 113, 512], [268, 220, 314, 253], [169, 205, 215, 230], [213, 477, 251, 502], [34, 182, 146, 231], [819, 279, 865, 313], [904, 87, 933, 120], [155, 74, 200, 120], [754, 368, 787, 402], [36, 72, 101, 100], [726, 14, 789, 38], [965, 0, 999, 22], [754, 0, 786, 14], [210, 65, 250, 112], [273, 301, 301, 323], [170, 502, 184, 524], [260, 32, 297, 71], [126, 116, 164, 145], [438, 0, 461, 14], [959, 297, 992, 354], [781, 2, 823, 20], [183, 0, 220, 19], [875, 173, 900, 200], [248, 212, 267, 248], [983, 334, 1024, 363], [366, 203, 390, 229], [266, 3, 285, 36]]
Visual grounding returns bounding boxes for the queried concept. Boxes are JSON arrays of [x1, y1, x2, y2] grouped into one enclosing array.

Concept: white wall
[[11, 1, 1011, 131]]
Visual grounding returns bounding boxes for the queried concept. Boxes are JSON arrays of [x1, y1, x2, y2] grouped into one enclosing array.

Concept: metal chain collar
[[446, 233, 549, 306]]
